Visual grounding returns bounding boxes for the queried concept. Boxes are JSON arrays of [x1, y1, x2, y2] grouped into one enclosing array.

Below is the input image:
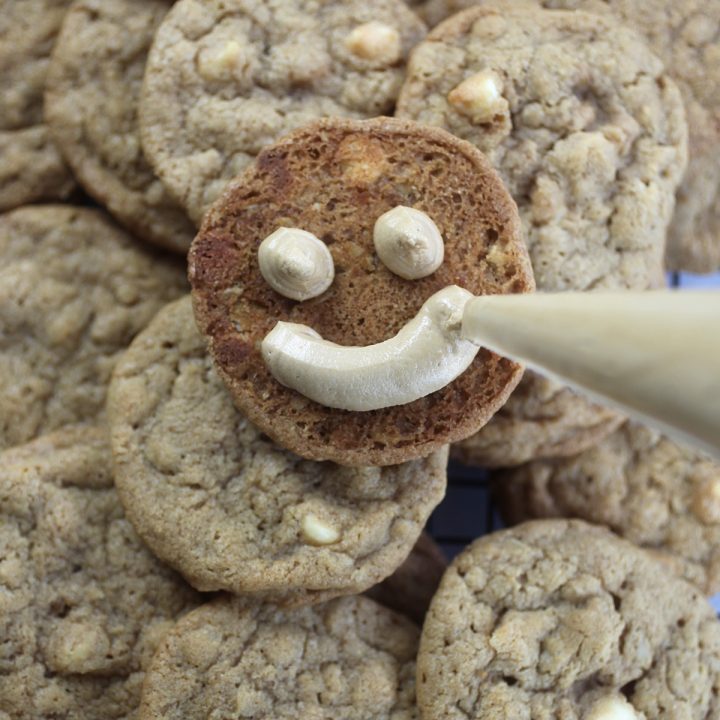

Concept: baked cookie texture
[[418, 519, 720, 720], [139, 0, 427, 223], [108, 296, 448, 604], [138, 595, 419, 720], [0, 0, 76, 211], [495, 421, 720, 595], [0, 205, 186, 451], [45, 0, 195, 254], [0, 426, 202, 720], [420, 0, 720, 273], [397, 4, 687, 466], [190, 116, 534, 466]]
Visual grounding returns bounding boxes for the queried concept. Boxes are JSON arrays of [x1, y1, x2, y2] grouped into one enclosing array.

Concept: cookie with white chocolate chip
[[0, 426, 201, 720], [139, 0, 427, 224], [397, 3, 687, 467], [138, 595, 420, 720], [494, 421, 720, 594], [418, 520, 720, 720], [189, 116, 535, 466], [108, 296, 448, 604]]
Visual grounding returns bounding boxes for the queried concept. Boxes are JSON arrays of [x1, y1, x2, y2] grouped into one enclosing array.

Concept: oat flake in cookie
[[418, 520, 720, 720], [0, 205, 186, 451], [0, 426, 201, 720], [138, 595, 419, 720], [495, 421, 720, 595], [45, 0, 195, 254], [139, 0, 427, 224], [0, 0, 76, 211], [108, 296, 447, 604], [397, 4, 688, 467], [189, 117, 534, 466]]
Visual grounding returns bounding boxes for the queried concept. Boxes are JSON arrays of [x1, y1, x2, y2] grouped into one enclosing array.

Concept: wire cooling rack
[[431, 270, 720, 612]]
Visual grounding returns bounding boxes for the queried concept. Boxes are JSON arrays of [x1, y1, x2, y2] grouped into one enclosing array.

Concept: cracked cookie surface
[[45, 0, 195, 254], [397, 4, 686, 466], [139, 0, 426, 223], [139, 595, 419, 720], [0, 205, 186, 451], [418, 519, 720, 720], [495, 421, 720, 595], [0, 426, 201, 720], [108, 296, 447, 604], [0, 0, 76, 210]]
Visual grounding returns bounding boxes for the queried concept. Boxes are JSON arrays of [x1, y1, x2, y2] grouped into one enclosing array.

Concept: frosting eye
[[373, 206, 445, 280], [258, 227, 334, 301]]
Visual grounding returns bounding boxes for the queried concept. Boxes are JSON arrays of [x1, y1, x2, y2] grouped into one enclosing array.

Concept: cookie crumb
[[198, 40, 244, 81], [344, 22, 402, 65], [301, 513, 341, 545], [447, 69, 508, 123]]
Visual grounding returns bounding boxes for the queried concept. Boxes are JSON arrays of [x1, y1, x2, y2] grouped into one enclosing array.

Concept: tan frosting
[[373, 206, 444, 280], [262, 285, 477, 411], [258, 227, 334, 301]]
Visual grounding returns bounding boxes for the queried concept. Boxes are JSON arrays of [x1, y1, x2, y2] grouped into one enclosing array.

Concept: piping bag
[[461, 290, 720, 461]]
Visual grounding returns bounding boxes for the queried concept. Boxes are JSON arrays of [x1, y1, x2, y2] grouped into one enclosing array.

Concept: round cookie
[[0, 205, 186, 451], [366, 530, 447, 623], [0, 426, 202, 720], [418, 519, 720, 720], [494, 421, 720, 595], [397, 4, 687, 466], [108, 295, 448, 604], [139, 0, 427, 223], [45, 0, 195, 254], [189, 116, 534, 466], [420, 0, 720, 273], [138, 595, 419, 720], [0, 0, 76, 211]]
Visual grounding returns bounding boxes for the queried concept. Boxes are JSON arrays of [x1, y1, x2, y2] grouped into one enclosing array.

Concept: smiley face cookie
[[189, 116, 535, 466], [45, 0, 195, 254], [139, 0, 427, 224], [418, 520, 720, 720], [0, 426, 201, 720], [495, 421, 720, 595], [138, 595, 419, 720]]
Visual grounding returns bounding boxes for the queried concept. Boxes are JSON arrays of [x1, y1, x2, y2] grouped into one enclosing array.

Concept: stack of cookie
[[2, 0, 720, 718]]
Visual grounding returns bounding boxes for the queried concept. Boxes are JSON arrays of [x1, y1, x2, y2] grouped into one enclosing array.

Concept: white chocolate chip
[[258, 227, 334, 301], [448, 69, 509, 123], [374, 206, 444, 280], [46, 619, 111, 674], [301, 513, 341, 546], [344, 22, 402, 65], [585, 696, 641, 720], [198, 40, 244, 81], [691, 476, 720, 524]]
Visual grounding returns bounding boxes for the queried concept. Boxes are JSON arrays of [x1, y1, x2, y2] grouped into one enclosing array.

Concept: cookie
[[108, 295, 448, 604], [189, 116, 534, 466], [138, 595, 419, 720], [366, 530, 447, 623], [421, 0, 720, 273], [0, 426, 202, 720], [418, 519, 720, 719], [494, 421, 720, 595], [45, 0, 196, 254], [397, 4, 687, 466], [139, 0, 427, 223], [0, 205, 186, 451], [0, 0, 76, 211]]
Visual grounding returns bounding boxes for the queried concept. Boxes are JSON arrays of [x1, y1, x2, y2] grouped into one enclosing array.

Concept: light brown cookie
[[0, 205, 186, 451], [0, 426, 202, 720], [138, 595, 419, 720], [418, 520, 720, 719], [189, 116, 534, 466], [0, 0, 76, 211], [397, 4, 687, 466], [494, 421, 720, 595], [366, 531, 447, 623], [139, 0, 427, 223], [420, 0, 720, 273], [45, 0, 195, 254], [108, 296, 447, 604]]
